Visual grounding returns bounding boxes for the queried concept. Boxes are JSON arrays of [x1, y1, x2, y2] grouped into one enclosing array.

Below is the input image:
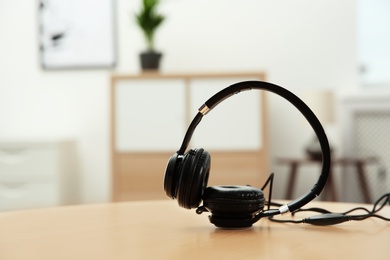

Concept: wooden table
[[0, 200, 389, 259]]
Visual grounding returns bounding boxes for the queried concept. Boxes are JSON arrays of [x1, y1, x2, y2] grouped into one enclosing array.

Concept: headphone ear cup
[[202, 185, 265, 228], [164, 153, 181, 199], [177, 148, 210, 209]]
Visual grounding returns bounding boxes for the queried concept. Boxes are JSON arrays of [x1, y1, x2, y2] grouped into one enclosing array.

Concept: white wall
[[0, 0, 358, 203], [0, 0, 111, 203]]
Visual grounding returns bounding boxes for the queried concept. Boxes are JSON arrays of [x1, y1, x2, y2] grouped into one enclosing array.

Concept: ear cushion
[[202, 185, 265, 215], [177, 148, 210, 209], [164, 153, 181, 199]]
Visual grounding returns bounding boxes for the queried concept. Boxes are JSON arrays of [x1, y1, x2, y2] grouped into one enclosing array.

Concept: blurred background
[[1, 0, 389, 211]]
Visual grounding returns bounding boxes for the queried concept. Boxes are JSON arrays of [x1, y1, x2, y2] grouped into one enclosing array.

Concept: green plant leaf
[[135, 0, 165, 51]]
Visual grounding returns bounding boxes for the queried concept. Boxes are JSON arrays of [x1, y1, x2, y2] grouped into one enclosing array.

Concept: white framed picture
[[39, 0, 116, 69]]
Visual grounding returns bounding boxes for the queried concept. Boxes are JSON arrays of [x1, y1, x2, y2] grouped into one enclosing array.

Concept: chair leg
[[356, 162, 372, 203], [325, 166, 338, 201], [286, 162, 298, 199]]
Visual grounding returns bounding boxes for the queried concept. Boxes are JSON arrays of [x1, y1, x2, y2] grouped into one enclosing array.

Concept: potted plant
[[135, 0, 165, 71]]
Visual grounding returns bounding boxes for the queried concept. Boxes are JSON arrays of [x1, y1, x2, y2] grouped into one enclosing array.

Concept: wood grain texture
[[0, 200, 389, 260]]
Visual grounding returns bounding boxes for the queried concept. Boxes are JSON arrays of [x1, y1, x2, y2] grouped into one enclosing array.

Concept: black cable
[[292, 207, 332, 215], [267, 193, 390, 226], [261, 173, 275, 211]]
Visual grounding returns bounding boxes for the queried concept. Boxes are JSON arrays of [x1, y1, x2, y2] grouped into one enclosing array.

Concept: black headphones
[[164, 81, 331, 228]]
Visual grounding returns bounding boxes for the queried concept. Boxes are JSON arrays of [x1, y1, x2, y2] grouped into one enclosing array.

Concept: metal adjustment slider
[[279, 204, 290, 215], [199, 104, 210, 115]]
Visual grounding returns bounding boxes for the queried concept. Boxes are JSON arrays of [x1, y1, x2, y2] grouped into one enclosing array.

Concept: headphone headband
[[177, 81, 331, 215]]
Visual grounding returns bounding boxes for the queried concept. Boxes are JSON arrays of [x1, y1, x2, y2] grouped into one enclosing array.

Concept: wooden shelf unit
[[110, 72, 269, 201]]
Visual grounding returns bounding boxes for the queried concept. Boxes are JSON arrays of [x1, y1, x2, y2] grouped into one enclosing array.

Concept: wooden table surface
[[0, 199, 389, 260]]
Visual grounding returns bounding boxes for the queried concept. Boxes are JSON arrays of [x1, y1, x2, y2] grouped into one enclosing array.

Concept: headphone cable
[[267, 192, 390, 225]]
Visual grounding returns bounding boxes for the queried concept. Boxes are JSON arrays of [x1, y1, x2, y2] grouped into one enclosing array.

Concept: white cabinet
[[111, 72, 268, 201], [115, 79, 186, 152], [114, 75, 263, 152], [0, 140, 78, 211]]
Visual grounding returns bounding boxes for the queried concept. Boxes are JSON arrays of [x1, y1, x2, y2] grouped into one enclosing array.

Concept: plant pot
[[139, 51, 162, 71]]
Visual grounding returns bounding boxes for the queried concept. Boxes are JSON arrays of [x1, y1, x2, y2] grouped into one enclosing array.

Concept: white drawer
[[0, 181, 60, 211], [0, 143, 59, 177]]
